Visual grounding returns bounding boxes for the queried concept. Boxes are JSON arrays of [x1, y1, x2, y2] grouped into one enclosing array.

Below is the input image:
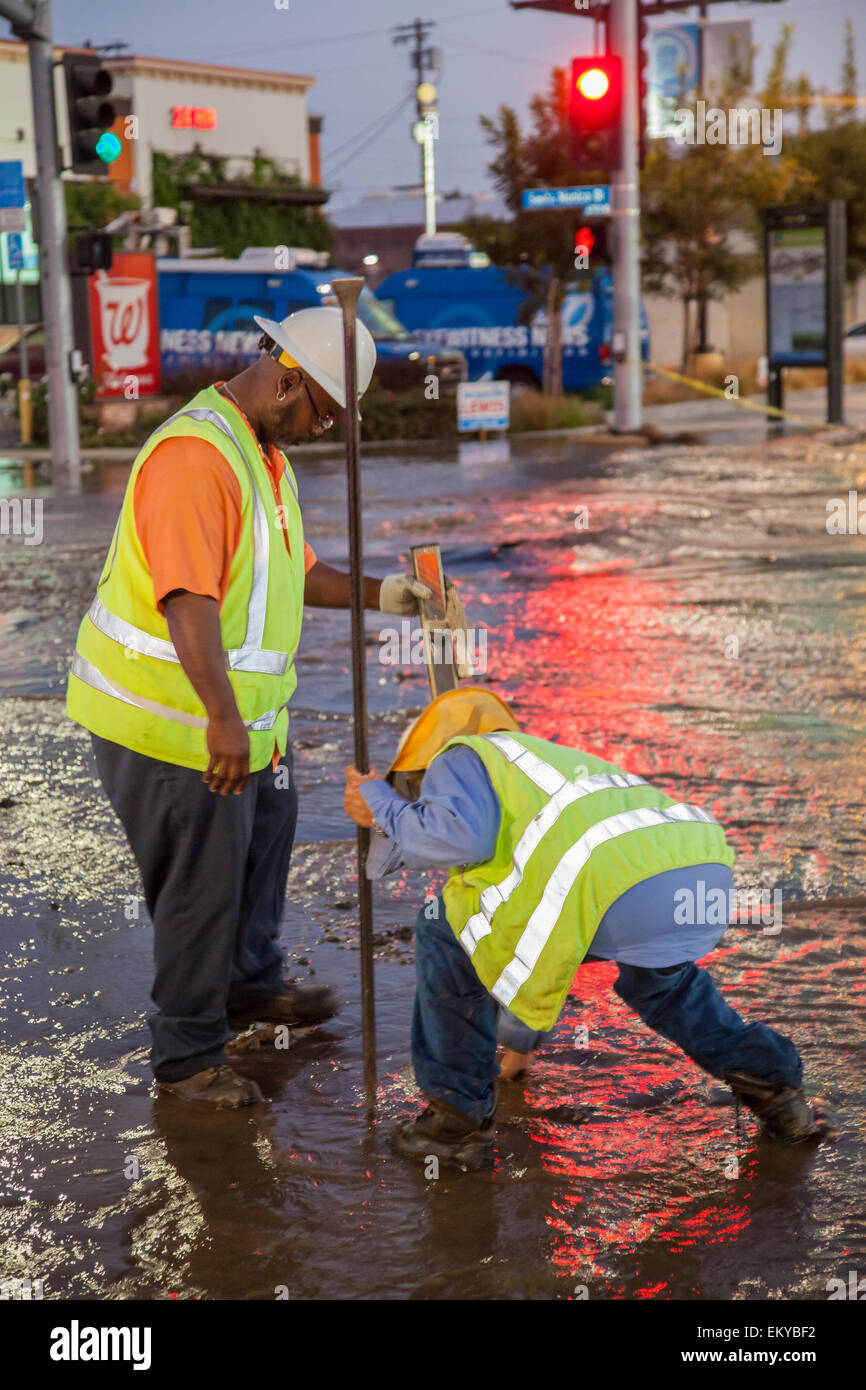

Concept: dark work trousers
[[91, 733, 298, 1082], [412, 893, 803, 1127]]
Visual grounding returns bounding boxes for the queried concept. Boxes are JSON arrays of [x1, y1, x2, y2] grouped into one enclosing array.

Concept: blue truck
[[375, 233, 649, 393], [156, 247, 466, 390]]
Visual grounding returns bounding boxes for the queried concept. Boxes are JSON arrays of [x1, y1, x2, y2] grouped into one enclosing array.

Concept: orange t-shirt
[[133, 386, 316, 769]]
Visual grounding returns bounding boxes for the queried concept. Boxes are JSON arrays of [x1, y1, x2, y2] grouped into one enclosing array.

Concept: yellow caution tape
[[637, 359, 842, 432]]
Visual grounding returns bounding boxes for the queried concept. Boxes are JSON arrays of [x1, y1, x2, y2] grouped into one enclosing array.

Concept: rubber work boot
[[724, 1069, 823, 1144], [158, 1064, 265, 1109], [390, 1099, 495, 1173], [228, 983, 339, 1029]]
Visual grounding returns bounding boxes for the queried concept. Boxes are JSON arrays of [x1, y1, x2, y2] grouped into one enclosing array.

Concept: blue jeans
[[497, 1007, 552, 1055], [412, 895, 803, 1127]]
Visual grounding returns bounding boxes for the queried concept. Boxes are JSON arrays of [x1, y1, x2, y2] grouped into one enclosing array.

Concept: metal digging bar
[[332, 276, 377, 1119]]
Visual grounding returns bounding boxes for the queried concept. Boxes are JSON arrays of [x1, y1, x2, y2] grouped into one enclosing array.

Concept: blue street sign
[[7, 232, 24, 269], [521, 185, 611, 213], [0, 160, 26, 208]]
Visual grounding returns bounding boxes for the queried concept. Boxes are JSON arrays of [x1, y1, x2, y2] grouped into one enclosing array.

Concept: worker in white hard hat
[[67, 304, 468, 1110]]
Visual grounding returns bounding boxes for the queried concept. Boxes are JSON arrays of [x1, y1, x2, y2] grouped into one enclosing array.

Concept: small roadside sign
[[0, 160, 27, 233], [0, 160, 26, 205], [458, 380, 510, 433], [522, 184, 610, 214], [7, 233, 24, 270]]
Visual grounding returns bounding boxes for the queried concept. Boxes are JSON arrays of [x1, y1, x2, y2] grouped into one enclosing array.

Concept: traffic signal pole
[[3, 0, 81, 482], [607, 0, 643, 433], [28, 1, 80, 482]]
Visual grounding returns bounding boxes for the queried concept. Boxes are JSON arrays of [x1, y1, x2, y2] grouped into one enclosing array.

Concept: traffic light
[[72, 231, 113, 273], [574, 221, 612, 268], [62, 52, 119, 175], [575, 225, 595, 259], [569, 55, 623, 174]]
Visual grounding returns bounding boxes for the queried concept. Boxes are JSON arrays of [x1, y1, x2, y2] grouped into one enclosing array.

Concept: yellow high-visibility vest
[[437, 732, 735, 1031], [66, 385, 306, 772]]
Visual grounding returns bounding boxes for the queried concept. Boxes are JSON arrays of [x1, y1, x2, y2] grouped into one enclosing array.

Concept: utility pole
[[3, 0, 81, 483], [696, 0, 709, 355], [393, 17, 439, 233], [608, 0, 642, 432]]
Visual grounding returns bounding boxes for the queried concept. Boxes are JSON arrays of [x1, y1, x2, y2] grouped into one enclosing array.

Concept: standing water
[[0, 433, 864, 1300]]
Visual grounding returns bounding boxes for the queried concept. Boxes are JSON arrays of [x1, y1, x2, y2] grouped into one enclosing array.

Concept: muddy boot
[[724, 1069, 823, 1144], [158, 1064, 265, 1109], [499, 1047, 533, 1081], [390, 1098, 495, 1173], [228, 983, 339, 1029], [226, 1022, 280, 1056]]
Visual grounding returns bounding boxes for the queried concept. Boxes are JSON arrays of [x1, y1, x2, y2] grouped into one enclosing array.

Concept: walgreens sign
[[88, 253, 161, 399]]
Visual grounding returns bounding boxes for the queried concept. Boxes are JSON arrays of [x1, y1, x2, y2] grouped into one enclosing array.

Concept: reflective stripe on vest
[[88, 407, 296, 677], [70, 652, 288, 732], [471, 731, 649, 919], [456, 733, 719, 1004], [487, 802, 717, 1008]]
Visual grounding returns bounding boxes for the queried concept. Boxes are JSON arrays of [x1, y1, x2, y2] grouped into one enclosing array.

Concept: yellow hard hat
[[387, 687, 520, 779]]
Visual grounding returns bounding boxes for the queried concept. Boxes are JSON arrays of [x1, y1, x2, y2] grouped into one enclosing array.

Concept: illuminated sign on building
[[170, 106, 217, 130]]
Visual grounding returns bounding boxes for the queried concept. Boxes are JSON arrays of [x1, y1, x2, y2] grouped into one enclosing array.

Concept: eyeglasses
[[301, 377, 335, 432]]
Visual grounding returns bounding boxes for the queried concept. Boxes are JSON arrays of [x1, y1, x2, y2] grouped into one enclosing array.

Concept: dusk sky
[[9, 0, 866, 209]]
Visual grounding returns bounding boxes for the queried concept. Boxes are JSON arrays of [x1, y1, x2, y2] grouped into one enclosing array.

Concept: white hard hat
[[253, 305, 377, 412]]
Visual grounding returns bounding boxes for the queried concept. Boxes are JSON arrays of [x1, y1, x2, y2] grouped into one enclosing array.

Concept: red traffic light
[[569, 55, 623, 172], [575, 226, 595, 256], [570, 55, 622, 126], [576, 68, 610, 101]]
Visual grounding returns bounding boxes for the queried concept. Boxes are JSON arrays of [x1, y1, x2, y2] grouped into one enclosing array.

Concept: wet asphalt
[[1, 426, 865, 1300]]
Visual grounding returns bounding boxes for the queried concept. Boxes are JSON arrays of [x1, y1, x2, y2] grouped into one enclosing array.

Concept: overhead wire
[[322, 91, 416, 179]]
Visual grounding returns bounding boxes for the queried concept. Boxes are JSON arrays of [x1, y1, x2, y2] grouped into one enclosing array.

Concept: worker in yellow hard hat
[[345, 688, 824, 1172]]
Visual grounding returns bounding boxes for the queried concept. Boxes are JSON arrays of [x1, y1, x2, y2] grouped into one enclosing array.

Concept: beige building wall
[[0, 41, 315, 208], [106, 55, 315, 207], [0, 39, 69, 177], [645, 275, 866, 369]]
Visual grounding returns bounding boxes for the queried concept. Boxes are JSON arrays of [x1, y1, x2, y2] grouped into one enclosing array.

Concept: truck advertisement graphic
[[156, 250, 466, 391], [376, 239, 647, 392]]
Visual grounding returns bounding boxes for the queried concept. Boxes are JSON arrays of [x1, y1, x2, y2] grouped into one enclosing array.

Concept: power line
[[323, 92, 415, 179], [445, 40, 563, 70], [323, 89, 414, 163], [195, 24, 398, 58], [192, 5, 506, 62]]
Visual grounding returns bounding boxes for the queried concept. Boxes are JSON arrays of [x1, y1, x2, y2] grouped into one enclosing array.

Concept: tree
[[151, 151, 334, 260], [640, 25, 812, 370], [459, 68, 602, 395], [64, 179, 140, 233], [784, 19, 866, 282]]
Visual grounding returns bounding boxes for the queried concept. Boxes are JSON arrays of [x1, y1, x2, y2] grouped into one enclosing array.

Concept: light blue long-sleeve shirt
[[360, 745, 499, 877], [358, 745, 733, 967]]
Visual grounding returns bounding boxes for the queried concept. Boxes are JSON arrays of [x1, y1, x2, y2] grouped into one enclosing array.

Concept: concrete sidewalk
[[630, 382, 866, 446]]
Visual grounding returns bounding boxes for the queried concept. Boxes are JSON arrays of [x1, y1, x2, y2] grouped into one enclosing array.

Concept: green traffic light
[[96, 131, 122, 164]]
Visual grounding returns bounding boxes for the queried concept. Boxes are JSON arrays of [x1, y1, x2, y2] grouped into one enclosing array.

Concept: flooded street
[[1, 430, 865, 1301]]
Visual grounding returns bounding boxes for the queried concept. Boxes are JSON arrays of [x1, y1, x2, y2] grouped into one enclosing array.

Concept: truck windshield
[[356, 289, 410, 341]]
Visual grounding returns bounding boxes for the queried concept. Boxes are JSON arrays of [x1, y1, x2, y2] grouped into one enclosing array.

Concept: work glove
[[379, 573, 432, 616], [443, 579, 468, 633], [379, 571, 467, 625]]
